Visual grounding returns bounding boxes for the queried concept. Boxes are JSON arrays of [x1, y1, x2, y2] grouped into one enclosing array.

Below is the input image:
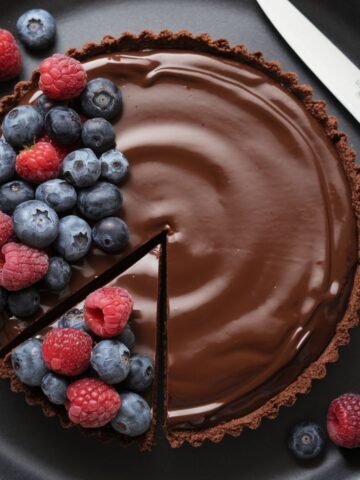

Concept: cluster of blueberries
[[0, 77, 130, 317], [13, 308, 154, 437]]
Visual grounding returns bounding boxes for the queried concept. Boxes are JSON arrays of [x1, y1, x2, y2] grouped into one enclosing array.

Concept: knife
[[256, 0, 360, 124]]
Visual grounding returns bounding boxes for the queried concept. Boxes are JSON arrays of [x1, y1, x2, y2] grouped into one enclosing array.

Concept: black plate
[[0, 1, 360, 479]]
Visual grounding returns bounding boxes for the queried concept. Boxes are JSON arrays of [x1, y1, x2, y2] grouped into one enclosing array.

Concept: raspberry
[[0, 242, 48, 291], [0, 212, 13, 246], [42, 328, 92, 376], [0, 29, 21, 81], [327, 393, 360, 448], [66, 377, 121, 428], [84, 286, 133, 338], [16, 142, 61, 184], [38, 133, 76, 162], [39, 54, 87, 100]]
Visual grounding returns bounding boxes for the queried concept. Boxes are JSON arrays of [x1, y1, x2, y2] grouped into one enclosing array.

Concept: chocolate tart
[[0, 30, 360, 449]]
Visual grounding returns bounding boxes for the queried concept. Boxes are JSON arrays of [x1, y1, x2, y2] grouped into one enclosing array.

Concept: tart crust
[[0, 30, 359, 449]]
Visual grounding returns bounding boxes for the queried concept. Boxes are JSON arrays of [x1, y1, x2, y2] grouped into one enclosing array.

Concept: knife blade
[[257, 0, 360, 124]]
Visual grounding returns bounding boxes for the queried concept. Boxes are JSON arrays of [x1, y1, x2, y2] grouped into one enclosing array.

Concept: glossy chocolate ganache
[[1, 42, 359, 441]]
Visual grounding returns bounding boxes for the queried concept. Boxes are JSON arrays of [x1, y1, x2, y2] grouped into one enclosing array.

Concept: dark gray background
[[0, 0, 359, 479]]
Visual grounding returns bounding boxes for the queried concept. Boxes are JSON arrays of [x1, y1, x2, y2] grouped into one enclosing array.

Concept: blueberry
[[54, 215, 92, 261], [43, 257, 72, 291], [2, 106, 43, 148], [288, 422, 326, 460], [0, 287, 8, 310], [125, 355, 154, 392], [41, 372, 67, 405], [80, 78, 122, 120], [37, 94, 66, 118], [0, 139, 16, 182], [92, 217, 129, 253], [8, 287, 40, 318], [61, 148, 101, 188], [45, 107, 81, 145], [11, 338, 48, 386], [35, 179, 77, 213], [17, 9, 56, 50], [0, 180, 34, 215], [111, 392, 151, 437], [58, 308, 88, 332], [77, 182, 122, 221], [81, 118, 115, 155], [116, 324, 136, 351], [13, 200, 59, 248], [100, 149, 129, 184], [90, 340, 130, 384]]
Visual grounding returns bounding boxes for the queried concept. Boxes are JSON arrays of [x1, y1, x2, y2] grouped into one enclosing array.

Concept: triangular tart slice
[[0, 248, 161, 451]]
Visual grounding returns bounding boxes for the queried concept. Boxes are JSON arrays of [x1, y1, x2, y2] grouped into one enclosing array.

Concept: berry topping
[[66, 377, 121, 428], [327, 393, 360, 448], [111, 392, 151, 437], [2, 106, 43, 149], [13, 199, 59, 249], [0, 29, 21, 81], [100, 149, 129, 184], [35, 179, 77, 213], [81, 118, 115, 155], [90, 340, 130, 384], [36, 94, 67, 118], [80, 78, 122, 120], [11, 338, 48, 386], [54, 215, 92, 262], [42, 328, 92, 376], [61, 148, 101, 188], [16, 142, 61, 183], [39, 54, 87, 100], [58, 308, 88, 332], [16, 9, 56, 51], [38, 132, 76, 162], [0, 211, 13, 247], [125, 355, 154, 392], [288, 421, 326, 460], [92, 217, 129, 253], [77, 181, 122, 221], [116, 324, 136, 351], [8, 287, 40, 318], [45, 106, 82, 146], [0, 180, 34, 215], [84, 286, 133, 338], [41, 372, 68, 405], [43, 256, 72, 291], [0, 242, 48, 291], [0, 139, 16, 183]]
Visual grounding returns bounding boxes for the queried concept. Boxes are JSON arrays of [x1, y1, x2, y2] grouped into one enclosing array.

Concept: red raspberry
[[66, 378, 121, 428], [0, 29, 21, 81], [84, 286, 133, 338], [79, 114, 88, 125], [0, 242, 48, 291], [39, 54, 87, 100], [0, 212, 13, 247], [16, 142, 61, 184], [327, 393, 360, 448], [42, 328, 92, 376], [38, 133, 76, 162]]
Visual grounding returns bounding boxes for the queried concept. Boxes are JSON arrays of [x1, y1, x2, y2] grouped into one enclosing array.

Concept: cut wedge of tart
[[0, 248, 162, 451]]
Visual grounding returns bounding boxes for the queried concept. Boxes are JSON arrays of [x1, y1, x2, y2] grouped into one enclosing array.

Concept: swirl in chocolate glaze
[[4, 49, 359, 431]]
